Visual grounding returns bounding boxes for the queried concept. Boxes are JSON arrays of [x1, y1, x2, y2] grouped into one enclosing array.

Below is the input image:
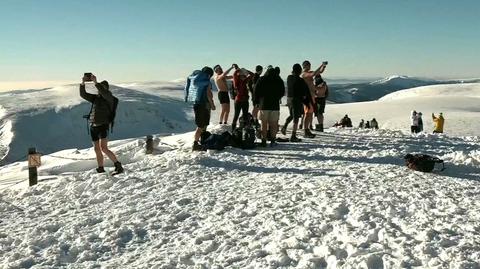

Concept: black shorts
[[194, 104, 210, 128], [218, 91, 230, 104], [315, 97, 326, 115], [90, 124, 109, 141], [292, 100, 304, 119]]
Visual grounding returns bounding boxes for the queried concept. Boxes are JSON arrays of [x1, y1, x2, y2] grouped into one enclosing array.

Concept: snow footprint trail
[[1, 128, 480, 268]]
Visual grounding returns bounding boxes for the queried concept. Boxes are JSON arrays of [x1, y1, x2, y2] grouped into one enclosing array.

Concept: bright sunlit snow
[[1, 80, 479, 268]]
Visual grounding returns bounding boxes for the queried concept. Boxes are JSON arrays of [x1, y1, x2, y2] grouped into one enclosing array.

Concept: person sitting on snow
[[358, 119, 365, 128], [365, 121, 370, 129], [340, 115, 352, 127], [370, 118, 379, 129]]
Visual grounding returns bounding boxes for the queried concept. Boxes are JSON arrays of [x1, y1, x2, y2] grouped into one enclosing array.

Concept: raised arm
[[79, 77, 96, 103], [184, 76, 191, 102], [313, 63, 327, 77], [219, 65, 234, 79]]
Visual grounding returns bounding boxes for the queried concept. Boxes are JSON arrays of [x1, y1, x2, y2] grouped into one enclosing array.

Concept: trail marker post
[[146, 135, 153, 154], [28, 148, 41, 186]]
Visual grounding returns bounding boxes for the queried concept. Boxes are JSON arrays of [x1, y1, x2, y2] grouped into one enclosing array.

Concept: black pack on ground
[[200, 131, 232, 150], [231, 127, 256, 149], [404, 154, 445, 172]]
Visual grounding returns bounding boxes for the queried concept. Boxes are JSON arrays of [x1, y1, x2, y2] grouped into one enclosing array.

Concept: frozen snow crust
[[1, 126, 480, 268]]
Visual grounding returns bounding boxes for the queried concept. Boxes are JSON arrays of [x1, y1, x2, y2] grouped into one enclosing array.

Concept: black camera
[[84, 73, 93, 82], [322, 61, 328, 65]]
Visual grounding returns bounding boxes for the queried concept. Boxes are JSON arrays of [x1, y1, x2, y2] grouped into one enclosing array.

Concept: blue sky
[[1, 0, 479, 89]]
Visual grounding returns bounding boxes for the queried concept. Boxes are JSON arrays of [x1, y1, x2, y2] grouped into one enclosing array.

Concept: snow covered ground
[[1, 125, 479, 268], [1, 81, 480, 268]]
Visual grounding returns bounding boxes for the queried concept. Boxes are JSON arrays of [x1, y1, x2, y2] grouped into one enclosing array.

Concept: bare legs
[[220, 103, 230, 124], [93, 138, 118, 167]]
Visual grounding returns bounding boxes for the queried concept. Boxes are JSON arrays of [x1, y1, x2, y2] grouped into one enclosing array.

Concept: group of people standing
[[185, 61, 329, 150], [411, 110, 445, 134]]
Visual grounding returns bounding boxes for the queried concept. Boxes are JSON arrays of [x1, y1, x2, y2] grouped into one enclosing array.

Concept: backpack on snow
[[404, 154, 445, 172], [200, 131, 232, 150], [231, 126, 256, 149]]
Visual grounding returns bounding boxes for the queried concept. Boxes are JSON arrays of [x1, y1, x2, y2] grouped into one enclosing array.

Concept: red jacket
[[233, 70, 253, 102]]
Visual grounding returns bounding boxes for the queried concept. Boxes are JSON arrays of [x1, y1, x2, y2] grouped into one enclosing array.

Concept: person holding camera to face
[[80, 73, 123, 174]]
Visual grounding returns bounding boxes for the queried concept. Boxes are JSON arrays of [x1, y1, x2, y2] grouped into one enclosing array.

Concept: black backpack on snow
[[200, 131, 232, 150], [231, 127, 256, 149], [404, 154, 445, 172]]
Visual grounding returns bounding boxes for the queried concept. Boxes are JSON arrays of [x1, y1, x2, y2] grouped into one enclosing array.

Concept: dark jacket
[[254, 73, 285, 111], [288, 75, 310, 104], [286, 75, 296, 98], [80, 83, 114, 125]]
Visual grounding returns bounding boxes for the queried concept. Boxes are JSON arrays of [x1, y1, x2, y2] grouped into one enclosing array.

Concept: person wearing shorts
[[254, 66, 285, 146], [185, 67, 216, 151], [283, 64, 309, 141], [214, 64, 234, 124], [301, 60, 327, 137], [80, 74, 123, 174], [313, 75, 328, 132]]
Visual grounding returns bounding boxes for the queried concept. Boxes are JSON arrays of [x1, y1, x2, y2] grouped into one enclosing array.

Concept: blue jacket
[[184, 70, 211, 105]]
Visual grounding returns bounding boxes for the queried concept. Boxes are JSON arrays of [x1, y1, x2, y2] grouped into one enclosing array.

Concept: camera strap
[[85, 98, 95, 135]]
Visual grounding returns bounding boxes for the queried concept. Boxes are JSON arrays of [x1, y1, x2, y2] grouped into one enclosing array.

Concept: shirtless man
[[214, 64, 235, 124], [301, 60, 327, 138]]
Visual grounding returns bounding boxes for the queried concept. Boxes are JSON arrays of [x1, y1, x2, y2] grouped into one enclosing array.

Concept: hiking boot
[[114, 161, 124, 174], [280, 126, 287, 135], [192, 141, 204, 151], [290, 136, 301, 142], [315, 124, 324, 132], [96, 166, 105, 173], [299, 123, 303, 129], [304, 129, 316, 138], [260, 139, 267, 147]]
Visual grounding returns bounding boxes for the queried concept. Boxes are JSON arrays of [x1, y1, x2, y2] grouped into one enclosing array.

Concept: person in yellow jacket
[[432, 112, 444, 133]]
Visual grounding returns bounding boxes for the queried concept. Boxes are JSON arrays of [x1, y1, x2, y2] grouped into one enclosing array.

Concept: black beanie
[[100, 80, 109, 90]]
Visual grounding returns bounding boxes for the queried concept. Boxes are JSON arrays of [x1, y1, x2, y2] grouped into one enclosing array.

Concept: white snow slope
[[1, 82, 480, 268]]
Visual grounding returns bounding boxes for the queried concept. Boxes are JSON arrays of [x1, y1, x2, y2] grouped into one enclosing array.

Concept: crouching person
[[80, 73, 123, 174], [184, 67, 216, 151]]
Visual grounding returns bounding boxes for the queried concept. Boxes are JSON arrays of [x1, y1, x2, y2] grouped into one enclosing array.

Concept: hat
[[202, 66, 214, 77], [100, 80, 109, 90]]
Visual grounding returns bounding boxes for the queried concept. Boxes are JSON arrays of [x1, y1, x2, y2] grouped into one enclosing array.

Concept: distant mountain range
[[327, 75, 480, 103]]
